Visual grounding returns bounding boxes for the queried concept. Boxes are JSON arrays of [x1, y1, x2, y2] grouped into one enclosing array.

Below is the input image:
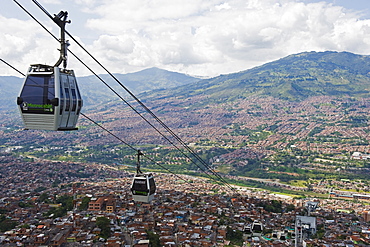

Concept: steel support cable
[[22, 0, 219, 185], [14, 0, 220, 187], [9, 0, 207, 187], [61, 31, 234, 189], [62, 29, 233, 189], [71, 52, 221, 185], [0, 57, 192, 186], [20, 0, 233, 190], [0, 58, 25, 76], [80, 113, 190, 183], [61, 30, 230, 186]]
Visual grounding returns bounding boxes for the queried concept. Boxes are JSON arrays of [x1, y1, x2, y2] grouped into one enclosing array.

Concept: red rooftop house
[[88, 195, 116, 212]]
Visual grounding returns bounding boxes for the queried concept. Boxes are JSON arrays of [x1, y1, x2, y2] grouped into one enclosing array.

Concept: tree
[[257, 200, 283, 213], [96, 217, 111, 239], [79, 197, 91, 211], [286, 204, 295, 212], [45, 195, 73, 218], [146, 231, 160, 247], [226, 226, 244, 246], [0, 214, 17, 232], [38, 193, 49, 203]]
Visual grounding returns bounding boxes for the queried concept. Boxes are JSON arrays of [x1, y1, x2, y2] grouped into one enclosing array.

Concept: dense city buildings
[[1, 155, 370, 246], [2, 94, 370, 246]]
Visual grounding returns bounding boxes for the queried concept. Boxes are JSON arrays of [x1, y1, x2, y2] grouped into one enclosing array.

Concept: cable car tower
[[17, 11, 83, 131], [130, 150, 156, 203]]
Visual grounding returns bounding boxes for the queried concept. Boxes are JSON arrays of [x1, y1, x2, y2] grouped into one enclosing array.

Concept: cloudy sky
[[1, 0, 370, 77]]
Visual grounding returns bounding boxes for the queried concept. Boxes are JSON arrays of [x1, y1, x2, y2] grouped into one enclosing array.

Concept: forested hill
[[2, 51, 370, 112], [142, 51, 370, 103]]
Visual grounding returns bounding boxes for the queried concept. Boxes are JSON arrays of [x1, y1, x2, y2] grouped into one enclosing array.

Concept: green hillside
[[147, 51, 370, 103], [3, 51, 370, 112]]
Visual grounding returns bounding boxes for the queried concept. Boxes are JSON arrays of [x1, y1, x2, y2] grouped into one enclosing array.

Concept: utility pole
[[72, 183, 77, 229], [295, 216, 302, 247]]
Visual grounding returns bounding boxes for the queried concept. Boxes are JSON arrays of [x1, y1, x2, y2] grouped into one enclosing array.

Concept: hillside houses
[[1, 152, 370, 246], [352, 152, 370, 160]]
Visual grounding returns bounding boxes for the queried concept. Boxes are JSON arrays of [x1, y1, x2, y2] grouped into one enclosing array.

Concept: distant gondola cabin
[[131, 173, 156, 203], [17, 64, 82, 131]]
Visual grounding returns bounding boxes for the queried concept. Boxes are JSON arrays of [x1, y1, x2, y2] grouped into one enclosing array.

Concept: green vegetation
[[7, 52, 370, 194], [256, 200, 283, 213], [226, 226, 244, 246], [96, 217, 111, 239], [308, 127, 325, 137], [18, 201, 33, 208], [10, 141, 370, 198], [79, 197, 91, 211], [3, 51, 370, 206], [0, 214, 18, 232], [228, 126, 271, 143], [154, 51, 370, 103], [313, 224, 325, 239], [38, 193, 50, 203], [146, 230, 161, 247], [45, 195, 73, 218]]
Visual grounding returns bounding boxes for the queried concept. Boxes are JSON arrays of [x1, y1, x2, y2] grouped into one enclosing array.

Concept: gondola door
[[66, 71, 82, 128], [57, 68, 81, 130], [59, 71, 71, 129]]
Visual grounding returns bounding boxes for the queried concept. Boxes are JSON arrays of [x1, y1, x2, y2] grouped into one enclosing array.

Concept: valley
[[2, 51, 370, 245], [2, 94, 370, 194], [2, 51, 370, 192]]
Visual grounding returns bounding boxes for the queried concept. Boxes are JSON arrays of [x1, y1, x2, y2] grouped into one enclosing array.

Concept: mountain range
[[2, 50, 370, 179], [1, 51, 370, 114], [141, 51, 370, 104], [0, 67, 199, 112]]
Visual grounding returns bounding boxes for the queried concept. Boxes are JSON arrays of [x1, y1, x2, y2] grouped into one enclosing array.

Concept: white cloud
[[80, 0, 370, 76], [74, 0, 96, 5], [39, 0, 62, 4], [1, 0, 370, 77], [0, 15, 60, 75]]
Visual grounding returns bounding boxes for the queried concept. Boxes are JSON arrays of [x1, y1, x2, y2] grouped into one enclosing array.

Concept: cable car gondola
[[131, 172, 156, 203], [130, 151, 156, 203], [251, 220, 263, 236], [17, 64, 82, 130], [16, 11, 83, 131]]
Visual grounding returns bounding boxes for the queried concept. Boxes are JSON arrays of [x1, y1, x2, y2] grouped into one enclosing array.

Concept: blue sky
[[1, 0, 370, 77], [304, 0, 370, 19]]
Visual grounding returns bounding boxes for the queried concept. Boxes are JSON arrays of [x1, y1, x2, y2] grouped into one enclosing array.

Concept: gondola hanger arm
[[136, 150, 144, 174], [31, 0, 70, 68], [53, 11, 70, 68]]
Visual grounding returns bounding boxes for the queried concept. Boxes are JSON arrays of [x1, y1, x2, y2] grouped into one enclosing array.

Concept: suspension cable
[[13, 0, 234, 190], [15, 0, 219, 185], [0, 57, 193, 186], [41, 0, 233, 190], [63, 27, 233, 189], [80, 113, 189, 183]]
